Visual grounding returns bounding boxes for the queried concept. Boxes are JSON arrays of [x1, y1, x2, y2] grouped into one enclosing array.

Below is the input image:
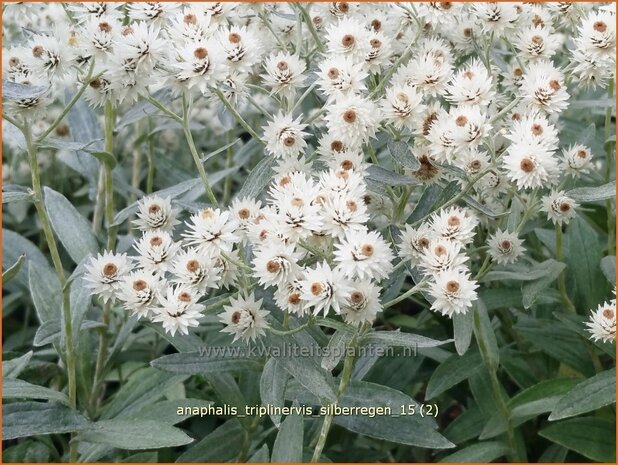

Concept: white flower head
[[562, 144, 593, 177], [333, 229, 394, 281], [117, 270, 163, 318], [152, 285, 204, 336], [520, 60, 569, 114], [301, 261, 352, 316], [219, 293, 270, 343], [430, 206, 478, 245], [341, 280, 382, 327], [488, 230, 525, 265], [263, 112, 308, 159], [262, 52, 306, 100], [398, 224, 432, 265], [171, 247, 221, 293], [503, 141, 560, 190], [419, 239, 468, 276], [429, 268, 479, 317], [325, 94, 380, 146], [84, 251, 133, 303], [586, 300, 616, 343], [133, 196, 179, 232], [381, 85, 426, 131], [541, 190, 578, 226], [252, 242, 302, 289], [133, 230, 181, 274], [182, 208, 240, 256]]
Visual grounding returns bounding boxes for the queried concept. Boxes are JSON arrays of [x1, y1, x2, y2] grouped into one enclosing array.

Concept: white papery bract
[[341, 280, 382, 327], [301, 261, 351, 316], [133, 230, 181, 274], [488, 230, 526, 265], [429, 268, 479, 317], [182, 208, 239, 255], [151, 285, 204, 336], [541, 190, 578, 226], [219, 293, 270, 343], [333, 229, 394, 281], [263, 112, 308, 159], [117, 270, 164, 318], [586, 300, 616, 343], [84, 251, 133, 303], [133, 196, 179, 232]]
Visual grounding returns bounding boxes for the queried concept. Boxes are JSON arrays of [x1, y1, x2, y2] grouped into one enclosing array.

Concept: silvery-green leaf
[[3, 79, 49, 100], [28, 264, 62, 323], [567, 181, 616, 202], [2, 351, 33, 379], [426, 350, 483, 399], [43, 186, 99, 264], [600, 255, 616, 283], [175, 420, 245, 462], [271, 402, 304, 462], [150, 350, 263, 375], [2, 402, 89, 440], [367, 164, 416, 186], [116, 88, 176, 129], [237, 156, 276, 200], [2, 253, 26, 284], [260, 358, 288, 427], [3, 378, 69, 405], [388, 139, 420, 170], [453, 311, 474, 356], [362, 331, 452, 349]]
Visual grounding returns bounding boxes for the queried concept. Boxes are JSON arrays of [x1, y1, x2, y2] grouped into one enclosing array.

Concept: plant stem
[[311, 333, 358, 462], [213, 88, 264, 144], [146, 117, 155, 194], [182, 94, 219, 206], [604, 78, 615, 255], [24, 122, 78, 461], [222, 133, 234, 205], [555, 224, 577, 314], [383, 279, 427, 309]]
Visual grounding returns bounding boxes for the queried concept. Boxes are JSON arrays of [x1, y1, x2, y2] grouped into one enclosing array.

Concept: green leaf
[[2, 378, 69, 405], [260, 358, 288, 427], [76, 419, 193, 450], [321, 330, 352, 371], [2, 401, 89, 440], [515, 317, 595, 377], [28, 263, 62, 323], [176, 420, 245, 462], [472, 300, 499, 370], [121, 452, 158, 463], [564, 216, 608, 312], [567, 181, 616, 202], [540, 417, 616, 462], [3, 228, 51, 288], [43, 186, 99, 264], [549, 368, 616, 421], [101, 367, 189, 420], [34, 319, 103, 347], [443, 404, 486, 443], [117, 88, 176, 128], [388, 139, 420, 170], [2, 440, 51, 462], [271, 403, 304, 462], [600, 255, 616, 283], [150, 350, 263, 375], [521, 260, 565, 309], [332, 381, 453, 449], [453, 311, 473, 355], [237, 156, 276, 199], [362, 331, 453, 349], [3, 79, 49, 99], [367, 165, 416, 186], [439, 441, 509, 462], [132, 399, 213, 425], [406, 184, 443, 224], [266, 332, 337, 403], [248, 444, 270, 462], [426, 350, 483, 399], [481, 260, 562, 283], [2, 253, 25, 284], [2, 191, 33, 204], [2, 351, 33, 379], [91, 150, 117, 169]]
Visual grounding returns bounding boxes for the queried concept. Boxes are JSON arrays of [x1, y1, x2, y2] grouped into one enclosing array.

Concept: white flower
[[325, 17, 371, 63], [152, 285, 204, 336], [398, 224, 432, 265], [562, 144, 593, 177], [182, 208, 240, 256], [219, 293, 270, 343], [263, 113, 308, 159], [230, 197, 263, 242], [325, 94, 380, 146], [541, 190, 578, 226], [133, 196, 179, 232], [514, 25, 561, 61], [341, 280, 382, 327], [262, 52, 306, 100], [520, 60, 569, 114], [473, 3, 518, 37], [84, 251, 132, 303], [321, 193, 369, 239], [333, 229, 394, 281], [381, 85, 426, 131], [488, 230, 525, 265], [445, 60, 495, 106], [212, 250, 241, 290], [117, 270, 163, 318], [252, 242, 302, 288], [316, 56, 368, 101], [133, 230, 181, 274], [576, 10, 616, 59], [429, 268, 479, 317], [171, 247, 221, 293], [449, 105, 491, 150], [301, 261, 351, 316], [503, 141, 560, 190], [419, 239, 468, 276], [173, 39, 226, 94], [505, 112, 559, 150], [586, 300, 616, 343], [127, 2, 180, 24], [113, 22, 167, 74], [217, 25, 262, 72], [25, 31, 75, 80], [430, 206, 478, 245], [274, 277, 307, 316]]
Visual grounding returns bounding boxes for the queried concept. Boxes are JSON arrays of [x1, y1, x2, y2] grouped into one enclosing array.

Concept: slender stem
[[36, 60, 96, 143], [91, 169, 105, 235], [268, 321, 310, 336], [24, 122, 78, 461], [222, 133, 234, 206], [146, 117, 155, 194], [213, 88, 264, 144], [383, 278, 428, 309], [604, 78, 615, 255], [180, 94, 219, 206], [297, 3, 324, 53], [311, 332, 358, 462], [555, 225, 577, 314]]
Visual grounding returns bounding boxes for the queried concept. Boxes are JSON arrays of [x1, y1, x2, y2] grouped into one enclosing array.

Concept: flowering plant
[[2, 2, 616, 463]]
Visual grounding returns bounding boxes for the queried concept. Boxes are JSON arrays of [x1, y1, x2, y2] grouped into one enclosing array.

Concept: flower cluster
[[586, 289, 617, 343]]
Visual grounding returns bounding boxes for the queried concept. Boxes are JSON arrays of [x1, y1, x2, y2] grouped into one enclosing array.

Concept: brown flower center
[[361, 244, 374, 257], [446, 280, 460, 292], [330, 140, 344, 152], [132, 279, 147, 291], [266, 260, 281, 273], [463, 27, 473, 38], [291, 197, 304, 207], [194, 47, 208, 59], [455, 115, 468, 127], [122, 26, 134, 36], [434, 245, 447, 256], [520, 158, 535, 173], [559, 202, 571, 212], [200, 208, 215, 219], [32, 45, 44, 58], [338, 2, 350, 13], [346, 199, 358, 212], [99, 21, 112, 33], [602, 308, 614, 319], [178, 291, 192, 303], [231, 311, 242, 324], [577, 149, 588, 159], [501, 240, 512, 250], [327, 67, 340, 79], [277, 61, 288, 71], [148, 204, 161, 214], [447, 215, 460, 227], [514, 67, 523, 78], [103, 263, 118, 276], [310, 282, 323, 295], [593, 21, 607, 33], [8, 57, 20, 67], [283, 136, 296, 147], [342, 34, 355, 47], [350, 291, 364, 305], [279, 175, 291, 186], [238, 208, 250, 219], [186, 259, 200, 273], [184, 13, 197, 24], [228, 32, 241, 43], [370, 38, 382, 48], [150, 236, 163, 246], [549, 79, 561, 91], [463, 69, 474, 80], [343, 109, 357, 123], [288, 293, 301, 305], [531, 123, 543, 136], [531, 35, 543, 46], [440, 2, 452, 10], [470, 160, 482, 170], [341, 159, 354, 171], [371, 19, 382, 31], [422, 112, 438, 135]]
